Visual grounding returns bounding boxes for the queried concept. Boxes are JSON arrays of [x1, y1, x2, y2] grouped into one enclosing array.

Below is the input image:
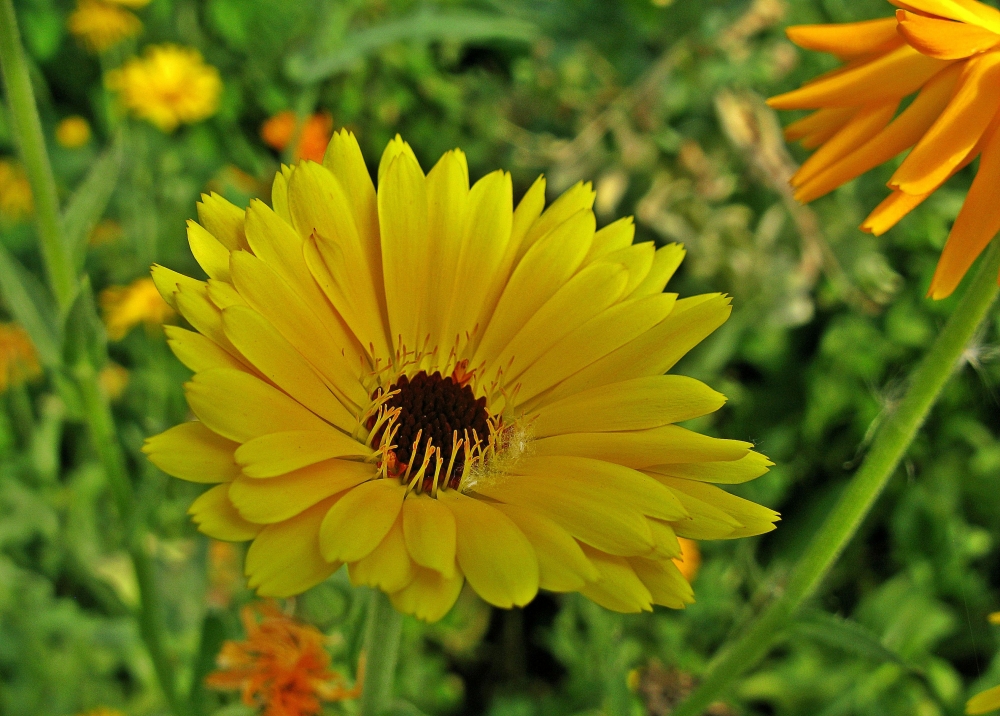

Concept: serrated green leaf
[[63, 134, 123, 269], [0, 244, 59, 368], [285, 9, 538, 83]]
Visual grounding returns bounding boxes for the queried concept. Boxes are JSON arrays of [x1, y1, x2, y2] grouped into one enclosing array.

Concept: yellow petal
[[474, 474, 655, 557], [890, 51, 1000, 195], [164, 325, 244, 373], [245, 498, 340, 597], [270, 165, 292, 223], [785, 18, 902, 59], [585, 216, 635, 263], [319, 479, 405, 562], [143, 421, 238, 483], [473, 208, 596, 369], [784, 107, 856, 144], [897, 9, 1000, 59], [174, 282, 244, 363], [647, 518, 682, 559], [629, 557, 694, 609], [206, 279, 246, 310], [222, 305, 357, 430], [349, 514, 416, 594], [493, 503, 599, 592], [538, 294, 730, 405], [516, 180, 595, 262], [628, 243, 686, 298], [578, 545, 652, 613], [150, 264, 204, 311], [767, 44, 949, 109], [597, 242, 655, 296], [235, 430, 372, 478], [647, 451, 773, 485], [892, 0, 1000, 33], [507, 174, 546, 262], [928, 121, 1000, 299], [323, 129, 380, 260], [657, 475, 780, 538], [967, 685, 1000, 715], [532, 425, 749, 467], [402, 493, 457, 577], [531, 375, 725, 437], [485, 262, 628, 383], [378, 149, 429, 353], [378, 134, 421, 184], [187, 220, 231, 281], [196, 192, 246, 251], [794, 63, 963, 203], [185, 368, 329, 443], [439, 490, 539, 609], [860, 189, 932, 236], [189, 484, 261, 541], [229, 460, 373, 524], [229, 251, 368, 408], [515, 293, 677, 405], [389, 564, 464, 622]]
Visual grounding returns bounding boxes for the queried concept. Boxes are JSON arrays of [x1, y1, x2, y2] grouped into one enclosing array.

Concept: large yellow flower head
[[144, 132, 778, 621], [67, 0, 142, 54], [106, 45, 221, 132], [769, 0, 1000, 299]]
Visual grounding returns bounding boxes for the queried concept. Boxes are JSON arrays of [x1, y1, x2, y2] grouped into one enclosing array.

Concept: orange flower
[[673, 537, 701, 582], [206, 602, 361, 716], [261, 111, 334, 163], [769, 0, 1000, 299]]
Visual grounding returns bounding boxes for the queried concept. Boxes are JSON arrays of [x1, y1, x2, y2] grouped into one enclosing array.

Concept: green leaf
[[792, 610, 909, 668], [285, 8, 539, 83], [63, 134, 123, 270], [0, 243, 60, 368], [62, 275, 106, 371], [189, 612, 228, 715]]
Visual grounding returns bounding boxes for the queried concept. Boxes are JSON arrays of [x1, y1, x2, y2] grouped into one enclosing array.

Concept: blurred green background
[[2, 0, 1000, 714]]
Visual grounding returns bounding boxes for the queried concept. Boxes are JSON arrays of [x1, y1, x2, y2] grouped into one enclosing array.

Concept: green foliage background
[[2, 0, 1000, 714]]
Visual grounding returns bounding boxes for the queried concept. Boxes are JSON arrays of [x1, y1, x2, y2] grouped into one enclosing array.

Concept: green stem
[[359, 589, 404, 716], [0, 0, 76, 312], [674, 239, 1000, 716], [76, 364, 188, 716]]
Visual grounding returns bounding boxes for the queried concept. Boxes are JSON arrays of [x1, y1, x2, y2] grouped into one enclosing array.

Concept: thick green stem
[[359, 590, 404, 716], [674, 239, 1000, 716], [0, 0, 76, 312]]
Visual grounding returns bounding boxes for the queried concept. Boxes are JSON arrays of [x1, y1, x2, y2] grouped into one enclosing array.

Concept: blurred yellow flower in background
[[67, 0, 142, 54], [144, 131, 778, 621], [106, 45, 222, 132], [101, 277, 175, 340], [56, 116, 92, 148], [0, 159, 33, 221], [99, 362, 130, 401], [206, 601, 361, 716], [0, 323, 41, 393], [261, 111, 334, 163], [770, 0, 1000, 299], [88, 218, 124, 247], [105, 0, 150, 7]]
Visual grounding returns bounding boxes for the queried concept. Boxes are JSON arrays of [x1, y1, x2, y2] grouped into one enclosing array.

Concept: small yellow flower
[[143, 131, 779, 621], [769, 0, 1000, 299], [99, 362, 130, 400], [89, 219, 124, 247], [0, 323, 41, 393], [100, 277, 175, 340], [56, 116, 92, 148], [67, 0, 142, 54], [106, 45, 222, 132], [0, 160, 33, 221]]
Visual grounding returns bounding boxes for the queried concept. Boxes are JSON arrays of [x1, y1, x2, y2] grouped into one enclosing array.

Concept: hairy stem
[[674, 239, 1000, 716]]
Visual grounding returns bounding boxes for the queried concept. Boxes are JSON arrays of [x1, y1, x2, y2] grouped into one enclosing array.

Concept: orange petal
[[768, 43, 951, 109], [928, 124, 1000, 298], [785, 18, 902, 59], [890, 0, 1000, 33], [860, 190, 932, 235], [784, 106, 856, 142], [897, 10, 1000, 59], [791, 101, 899, 188], [794, 63, 962, 202], [890, 51, 1000, 194]]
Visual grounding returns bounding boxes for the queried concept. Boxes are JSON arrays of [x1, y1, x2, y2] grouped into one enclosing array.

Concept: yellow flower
[[0, 323, 41, 393], [101, 277, 175, 340], [56, 116, 92, 148], [67, 0, 142, 54], [106, 45, 222, 132], [99, 362, 130, 400], [143, 132, 779, 621], [0, 160, 33, 221], [769, 0, 1000, 299]]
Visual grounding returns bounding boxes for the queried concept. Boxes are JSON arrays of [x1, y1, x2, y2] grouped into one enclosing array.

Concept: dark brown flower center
[[369, 370, 489, 487]]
